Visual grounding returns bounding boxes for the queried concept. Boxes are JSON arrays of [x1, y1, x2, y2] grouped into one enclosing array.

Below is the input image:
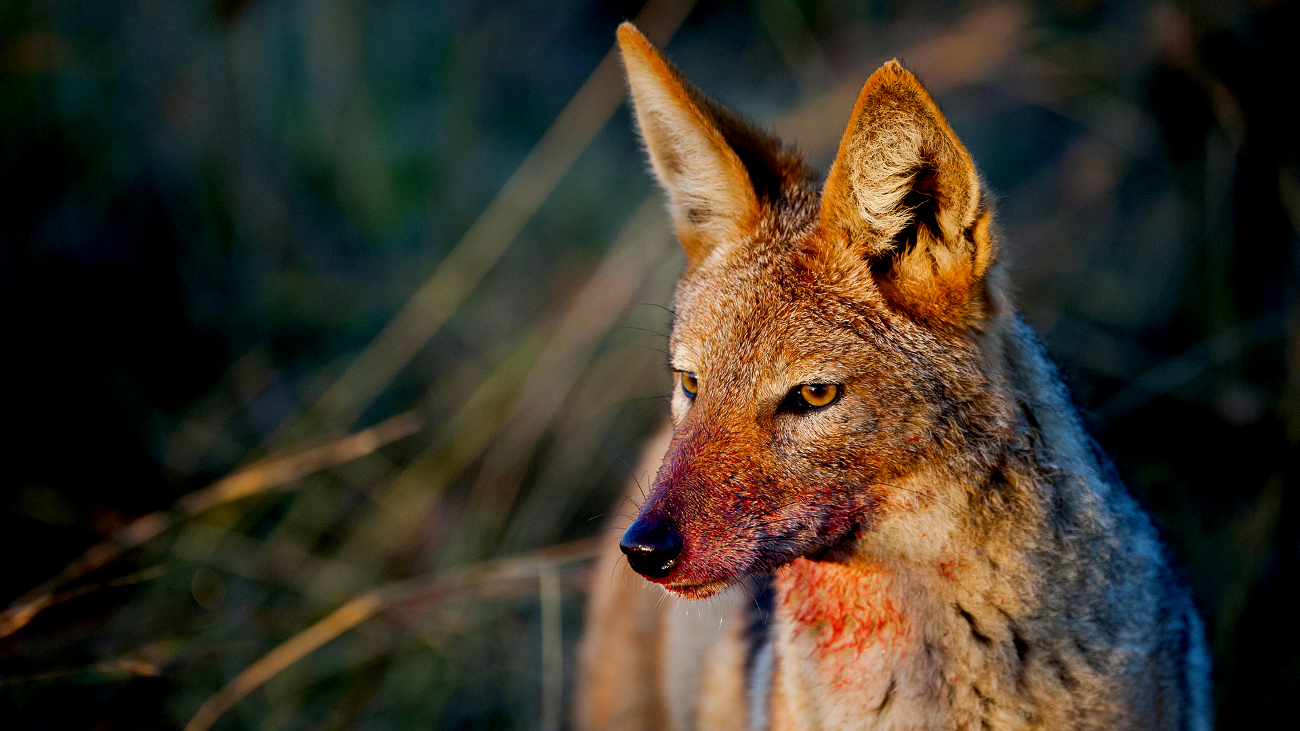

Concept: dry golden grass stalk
[[270, 0, 701, 446], [183, 538, 601, 731], [0, 411, 423, 639]]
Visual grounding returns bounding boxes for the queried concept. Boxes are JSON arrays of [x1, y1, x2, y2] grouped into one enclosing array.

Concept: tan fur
[[576, 23, 1210, 731]]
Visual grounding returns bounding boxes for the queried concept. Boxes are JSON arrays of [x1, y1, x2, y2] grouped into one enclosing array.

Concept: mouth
[[625, 499, 872, 598], [655, 544, 815, 599], [662, 577, 735, 599], [656, 520, 866, 598]]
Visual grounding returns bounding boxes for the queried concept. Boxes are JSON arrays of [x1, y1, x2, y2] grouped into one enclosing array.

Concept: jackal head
[[615, 24, 1004, 598]]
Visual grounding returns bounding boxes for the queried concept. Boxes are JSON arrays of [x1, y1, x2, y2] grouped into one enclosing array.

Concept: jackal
[[575, 23, 1211, 731]]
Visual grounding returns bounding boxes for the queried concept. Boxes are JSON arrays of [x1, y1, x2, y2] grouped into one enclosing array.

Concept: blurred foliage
[[2, 0, 1299, 728]]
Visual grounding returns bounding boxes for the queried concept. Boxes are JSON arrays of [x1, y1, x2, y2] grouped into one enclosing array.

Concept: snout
[[619, 513, 683, 578]]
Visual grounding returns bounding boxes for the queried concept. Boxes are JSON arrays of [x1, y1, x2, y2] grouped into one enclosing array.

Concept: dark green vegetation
[[2, 0, 1297, 728]]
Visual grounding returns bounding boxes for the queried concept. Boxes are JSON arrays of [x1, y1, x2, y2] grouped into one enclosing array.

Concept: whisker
[[653, 590, 670, 612], [637, 302, 675, 317], [614, 325, 670, 338], [617, 458, 642, 491], [867, 479, 957, 513], [617, 456, 652, 507], [624, 394, 673, 404], [737, 579, 767, 623], [608, 555, 626, 588]]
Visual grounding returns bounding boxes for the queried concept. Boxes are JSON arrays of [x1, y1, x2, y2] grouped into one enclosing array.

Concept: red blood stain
[[801, 271, 814, 284], [776, 558, 907, 661], [909, 435, 920, 442], [939, 561, 959, 581]]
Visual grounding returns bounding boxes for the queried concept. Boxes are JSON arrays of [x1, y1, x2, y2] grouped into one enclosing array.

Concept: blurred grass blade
[[451, 197, 672, 557], [276, 0, 701, 444], [773, 1, 1029, 151], [184, 592, 388, 731], [184, 538, 601, 731], [540, 564, 564, 731], [0, 566, 165, 642], [0, 411, 423, 639], [1092, 312, 1284, 426], [177, 411, 423, 514], [329, 196, 669, 574]]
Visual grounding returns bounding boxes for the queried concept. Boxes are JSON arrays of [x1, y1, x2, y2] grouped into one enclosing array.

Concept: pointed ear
[[617, 22, 794, 267], [820, 60, 994, 324]]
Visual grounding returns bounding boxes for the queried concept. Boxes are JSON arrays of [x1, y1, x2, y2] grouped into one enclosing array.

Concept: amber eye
[[680, 372, 699, 399], [799, 384, 838, 408]]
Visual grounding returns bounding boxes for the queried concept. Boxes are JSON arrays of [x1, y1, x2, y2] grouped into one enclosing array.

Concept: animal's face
[[636, 229, 985, 597], [614, 25, 996, 596], [657, 254, 899, 597]]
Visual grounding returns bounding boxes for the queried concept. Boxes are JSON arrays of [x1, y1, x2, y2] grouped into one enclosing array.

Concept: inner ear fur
[[617, 22, 805, 267], [819, 60, 995, 325]]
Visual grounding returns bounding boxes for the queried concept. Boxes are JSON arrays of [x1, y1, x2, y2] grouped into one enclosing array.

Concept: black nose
[[620, 515, 683, 578]]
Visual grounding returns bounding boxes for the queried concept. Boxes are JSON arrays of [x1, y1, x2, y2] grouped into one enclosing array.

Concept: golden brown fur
[[575, 23, 1210, 731]]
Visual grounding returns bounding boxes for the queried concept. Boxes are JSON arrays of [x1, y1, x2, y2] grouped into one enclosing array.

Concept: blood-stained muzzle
[[618, 423, 782, 594], [621, 416, 882, 597]]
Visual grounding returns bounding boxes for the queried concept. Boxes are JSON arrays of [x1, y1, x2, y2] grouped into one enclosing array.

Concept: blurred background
[[2, 0, 1297, 727]]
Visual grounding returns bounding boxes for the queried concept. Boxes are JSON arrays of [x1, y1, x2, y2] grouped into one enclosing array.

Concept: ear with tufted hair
[[617, 22, 798, 268], [820, 60, 994, 325]]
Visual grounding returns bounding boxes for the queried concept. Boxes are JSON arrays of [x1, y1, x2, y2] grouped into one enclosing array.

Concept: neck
[[766, 312, 1168, 729]]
